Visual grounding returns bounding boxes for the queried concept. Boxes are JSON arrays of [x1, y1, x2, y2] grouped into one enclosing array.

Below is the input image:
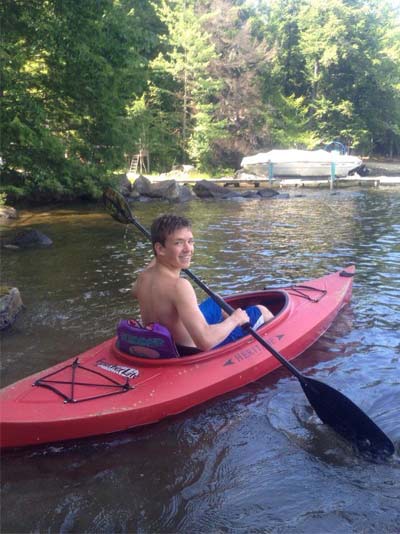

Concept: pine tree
[[196, 0, 273, 168], [150, 0, 223, 167]]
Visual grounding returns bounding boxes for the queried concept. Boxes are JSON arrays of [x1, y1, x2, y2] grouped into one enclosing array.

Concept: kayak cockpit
[[114, 289, 289, 363], [226, 289, 288, 317]]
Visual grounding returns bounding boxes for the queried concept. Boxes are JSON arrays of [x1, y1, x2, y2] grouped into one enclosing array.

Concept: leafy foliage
[[264, 0, 400, 154], [1, 0, 160, 201], [1, 0, 399, 202]]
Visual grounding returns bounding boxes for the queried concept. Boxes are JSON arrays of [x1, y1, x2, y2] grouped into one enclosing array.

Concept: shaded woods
[[1, 0, 400, 202]]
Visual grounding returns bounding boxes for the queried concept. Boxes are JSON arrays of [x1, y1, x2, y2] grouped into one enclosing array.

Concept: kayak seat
[[117, 319, 180, 359], [176, 344, 202, 356]]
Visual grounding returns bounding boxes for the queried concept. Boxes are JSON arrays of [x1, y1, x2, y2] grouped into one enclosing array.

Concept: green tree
[[259, 0, 400, 154], [150, 0, 224, 168], [1, 0, 159, 201], [253, 0, 318, 149], [267, 0, 308, 98], [196, 0, 273, 168], [297, 0, 400, 152], [365, 0, 400, 156]]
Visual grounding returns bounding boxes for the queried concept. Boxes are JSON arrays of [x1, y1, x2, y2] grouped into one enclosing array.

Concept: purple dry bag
[[116, 319, 180, 359]]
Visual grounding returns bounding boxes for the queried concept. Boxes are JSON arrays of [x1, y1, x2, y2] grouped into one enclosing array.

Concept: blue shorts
[[199, 297, 264, 347]]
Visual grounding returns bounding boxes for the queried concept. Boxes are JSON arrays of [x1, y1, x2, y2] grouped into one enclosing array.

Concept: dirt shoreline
[[363, 159, 400, 176]]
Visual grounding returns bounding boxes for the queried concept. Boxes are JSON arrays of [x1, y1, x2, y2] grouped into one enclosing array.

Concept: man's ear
[[154, 242, 164, 256]]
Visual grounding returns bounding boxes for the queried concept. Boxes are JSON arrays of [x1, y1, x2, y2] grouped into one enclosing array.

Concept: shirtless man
[[132, 214, 273, 351]]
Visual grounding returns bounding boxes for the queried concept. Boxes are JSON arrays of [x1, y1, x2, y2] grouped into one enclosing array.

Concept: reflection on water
[[1, 189, 400, 533]]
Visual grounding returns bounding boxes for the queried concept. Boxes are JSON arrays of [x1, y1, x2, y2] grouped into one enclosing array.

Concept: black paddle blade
[[103, 187, 133, 225], [300, 376, 395, 457]]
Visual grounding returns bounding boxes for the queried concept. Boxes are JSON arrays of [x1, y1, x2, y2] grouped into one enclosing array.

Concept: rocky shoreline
[[122, 158, 400, 201], [121, 173, 285, 203]]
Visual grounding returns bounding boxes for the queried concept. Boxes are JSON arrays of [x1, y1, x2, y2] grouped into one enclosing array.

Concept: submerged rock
[[257, 187, 279, 198], [5, 229, 53, 248]]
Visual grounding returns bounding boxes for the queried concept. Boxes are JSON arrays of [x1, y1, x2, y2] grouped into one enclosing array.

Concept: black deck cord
[[34, 358, 134, 403]]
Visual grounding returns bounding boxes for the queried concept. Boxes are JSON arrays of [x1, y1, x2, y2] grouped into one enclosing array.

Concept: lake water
[[1, 187, 399, 533]]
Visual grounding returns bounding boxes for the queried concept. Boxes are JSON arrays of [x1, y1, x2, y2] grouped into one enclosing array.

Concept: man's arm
[[174, 278, 248, 351]]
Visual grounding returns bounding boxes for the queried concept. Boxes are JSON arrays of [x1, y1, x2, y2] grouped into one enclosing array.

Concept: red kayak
[[0, 265, 355, 449]]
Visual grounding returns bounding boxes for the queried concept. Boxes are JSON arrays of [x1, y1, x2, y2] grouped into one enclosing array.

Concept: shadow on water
[[1, 189, 400, 533]]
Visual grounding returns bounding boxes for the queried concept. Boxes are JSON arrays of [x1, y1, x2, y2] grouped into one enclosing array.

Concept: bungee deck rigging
[[34, 358, 134, 404]]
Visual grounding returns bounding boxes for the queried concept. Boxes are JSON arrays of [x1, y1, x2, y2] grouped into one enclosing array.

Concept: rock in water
[[0, 287, 23, 330], [7, 229, 53, 248], [0, 206, 18, 220]]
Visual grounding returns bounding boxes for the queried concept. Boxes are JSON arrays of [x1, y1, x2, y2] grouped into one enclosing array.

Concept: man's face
[[156, 227, 194, 269]]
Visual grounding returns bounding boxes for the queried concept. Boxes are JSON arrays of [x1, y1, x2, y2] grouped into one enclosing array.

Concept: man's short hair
[[150, 214, 192, 251]]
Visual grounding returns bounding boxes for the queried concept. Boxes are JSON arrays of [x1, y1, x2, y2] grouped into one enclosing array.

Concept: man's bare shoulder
[[173, 277, 198, 307], [175, 276, 195, 291]]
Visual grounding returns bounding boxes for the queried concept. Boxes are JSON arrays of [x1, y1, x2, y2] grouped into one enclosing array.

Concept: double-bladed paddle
[[103, 187, 395, 458]]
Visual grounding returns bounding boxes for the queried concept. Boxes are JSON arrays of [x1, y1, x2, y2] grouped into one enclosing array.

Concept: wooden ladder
[[129, 155, 139, 173]]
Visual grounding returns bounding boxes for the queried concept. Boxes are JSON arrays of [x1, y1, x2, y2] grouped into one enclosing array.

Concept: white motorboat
[[240, 149, 364, 178]]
